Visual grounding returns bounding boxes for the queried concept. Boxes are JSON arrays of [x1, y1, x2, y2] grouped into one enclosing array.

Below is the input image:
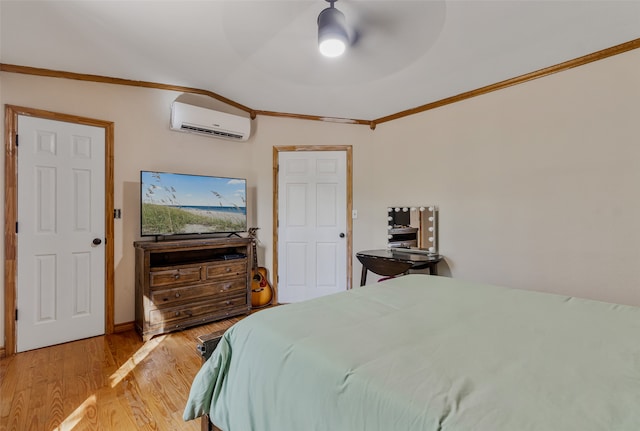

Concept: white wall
[[2, 47, 639, 348], [365, 48, 640, 306]]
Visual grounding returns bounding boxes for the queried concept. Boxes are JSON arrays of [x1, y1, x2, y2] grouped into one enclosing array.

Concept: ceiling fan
[[317, 0, 350, 57]]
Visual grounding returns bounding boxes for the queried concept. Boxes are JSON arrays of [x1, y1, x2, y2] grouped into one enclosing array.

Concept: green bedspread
[[184, 274, 640, 430]]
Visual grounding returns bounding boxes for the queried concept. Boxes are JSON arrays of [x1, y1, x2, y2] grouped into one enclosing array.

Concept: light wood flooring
[[0, 318, 242, 431]]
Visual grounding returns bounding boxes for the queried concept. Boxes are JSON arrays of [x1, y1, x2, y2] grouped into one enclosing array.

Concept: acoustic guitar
[[248, 228, 273, 308]]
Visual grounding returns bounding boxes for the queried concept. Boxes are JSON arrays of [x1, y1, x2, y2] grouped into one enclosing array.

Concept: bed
[[183, 274, 640, 430]]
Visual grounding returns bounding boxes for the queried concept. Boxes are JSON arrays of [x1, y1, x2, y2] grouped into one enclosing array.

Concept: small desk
[[356, 249, 443, 286]]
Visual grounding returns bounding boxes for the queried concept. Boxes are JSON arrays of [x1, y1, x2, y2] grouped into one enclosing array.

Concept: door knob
[[92, 238, 102, 245], [339, 233, 345, 238]]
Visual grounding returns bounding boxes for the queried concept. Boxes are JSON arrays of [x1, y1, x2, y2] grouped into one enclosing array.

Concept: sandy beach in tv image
[[180, 207, 243, 221]]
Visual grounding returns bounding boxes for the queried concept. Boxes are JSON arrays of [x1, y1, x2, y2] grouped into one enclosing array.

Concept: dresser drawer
[[150, 277, 247, 307], [149, 291, 247, 326], [149, 266, 202, 288], [205, 259, 247, 280]]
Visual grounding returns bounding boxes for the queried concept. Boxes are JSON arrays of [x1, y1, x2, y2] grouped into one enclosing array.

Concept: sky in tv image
[[141, 171, 246, 210]]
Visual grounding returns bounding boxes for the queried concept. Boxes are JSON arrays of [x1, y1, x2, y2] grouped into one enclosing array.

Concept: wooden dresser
[[134, 237, 252, 341]]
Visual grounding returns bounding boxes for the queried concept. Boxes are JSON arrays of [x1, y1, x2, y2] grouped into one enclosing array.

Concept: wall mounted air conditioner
[[170, 101, 251, 141]]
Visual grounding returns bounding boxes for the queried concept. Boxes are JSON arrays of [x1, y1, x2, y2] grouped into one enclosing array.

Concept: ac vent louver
[[180, 125, 244, 140]]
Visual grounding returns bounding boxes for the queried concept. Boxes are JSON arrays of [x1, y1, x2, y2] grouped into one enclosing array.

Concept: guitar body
[[251, 266, 273, 308]]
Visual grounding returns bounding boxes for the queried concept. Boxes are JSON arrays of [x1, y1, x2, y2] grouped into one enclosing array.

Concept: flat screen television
[[140, 170, 247, 237]]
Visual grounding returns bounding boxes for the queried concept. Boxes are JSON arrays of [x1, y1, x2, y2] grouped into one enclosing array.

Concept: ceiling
[[1, 1, 640, 122]]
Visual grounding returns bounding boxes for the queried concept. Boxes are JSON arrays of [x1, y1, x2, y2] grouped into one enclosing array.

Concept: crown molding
[[2, 37, 639, 129]]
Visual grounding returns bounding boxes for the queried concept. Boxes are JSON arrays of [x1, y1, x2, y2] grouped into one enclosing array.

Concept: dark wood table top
[[356, 249, 442, 264]]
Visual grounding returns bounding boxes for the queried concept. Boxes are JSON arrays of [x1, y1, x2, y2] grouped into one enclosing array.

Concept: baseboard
[[114, 321, 135, 333], [0, 346, 5, 359]]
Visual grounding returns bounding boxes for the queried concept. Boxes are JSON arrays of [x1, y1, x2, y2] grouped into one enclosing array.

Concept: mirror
[[387, 206, 439, 253]]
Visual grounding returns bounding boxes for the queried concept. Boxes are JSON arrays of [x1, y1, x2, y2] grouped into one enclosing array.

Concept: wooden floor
[[0, 318, 242, 431]]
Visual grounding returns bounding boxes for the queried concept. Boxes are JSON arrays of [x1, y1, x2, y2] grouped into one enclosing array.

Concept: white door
[[17, 115, 106, 352], [278, 151, 347, 302]]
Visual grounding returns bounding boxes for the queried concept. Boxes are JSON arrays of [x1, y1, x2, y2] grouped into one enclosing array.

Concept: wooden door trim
[[3, 105, 115, 356], [272, 146, 353, 304]]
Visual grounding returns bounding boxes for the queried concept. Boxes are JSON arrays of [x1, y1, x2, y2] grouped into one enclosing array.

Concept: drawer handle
[[225, 300, 232, 306], [175, 292, 181, 298], [174, 311, 180, 316], [221, 283, 231, 291], [174, 273, 180, 280], [225, 267, 231, 272]]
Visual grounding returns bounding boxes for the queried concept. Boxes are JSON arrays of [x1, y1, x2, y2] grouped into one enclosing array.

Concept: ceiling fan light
[[319, 38, 346, 57], [318, 4, 348, 57]]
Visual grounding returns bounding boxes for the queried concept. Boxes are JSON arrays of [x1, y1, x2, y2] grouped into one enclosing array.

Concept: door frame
[[272, 145, 353, 303], [4, 105, 115, 356]]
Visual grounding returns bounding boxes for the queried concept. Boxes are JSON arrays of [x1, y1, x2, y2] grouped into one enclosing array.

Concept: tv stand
[[134, 237, 252, 341]]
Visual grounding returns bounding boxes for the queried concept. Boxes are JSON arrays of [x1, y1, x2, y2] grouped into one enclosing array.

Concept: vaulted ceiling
[[1, 1, 639, 122]]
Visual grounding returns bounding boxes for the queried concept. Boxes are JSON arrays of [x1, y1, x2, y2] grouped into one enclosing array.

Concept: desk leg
[[360, 265, 368, 286]]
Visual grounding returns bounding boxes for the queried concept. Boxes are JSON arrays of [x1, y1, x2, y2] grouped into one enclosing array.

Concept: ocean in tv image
[[141, 171, 247, 236]]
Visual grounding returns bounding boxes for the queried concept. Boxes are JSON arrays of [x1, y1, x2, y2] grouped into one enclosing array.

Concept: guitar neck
[[248, 228, 259, 270], [251, 240, 258, 270]]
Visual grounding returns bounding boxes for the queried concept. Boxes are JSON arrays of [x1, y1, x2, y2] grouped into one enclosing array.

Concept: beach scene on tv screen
[[141, 171, 247, 235]]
